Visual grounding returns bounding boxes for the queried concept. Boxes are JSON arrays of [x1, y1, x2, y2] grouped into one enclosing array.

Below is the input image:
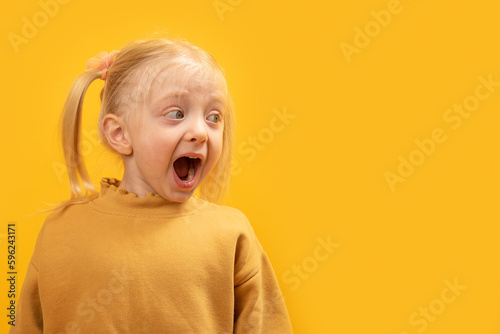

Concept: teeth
[[186, 166, 195, 181]]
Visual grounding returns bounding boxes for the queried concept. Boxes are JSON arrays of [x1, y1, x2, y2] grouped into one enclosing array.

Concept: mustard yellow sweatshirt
[[10, 178, 293, 333]]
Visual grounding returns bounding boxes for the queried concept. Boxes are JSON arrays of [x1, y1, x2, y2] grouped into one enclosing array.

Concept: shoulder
[[200, 199, 256, 234], [37, 201, 98, 243], [43, 201, 91, 227], [29, 203, 86, 268], [204, 201, 249, 221]]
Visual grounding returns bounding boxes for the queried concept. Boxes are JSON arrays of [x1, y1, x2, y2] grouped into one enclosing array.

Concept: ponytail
[[37, 70, 103, 214], [61, 70, 102, 200]]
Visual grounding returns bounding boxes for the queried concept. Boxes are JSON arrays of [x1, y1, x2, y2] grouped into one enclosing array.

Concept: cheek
[[211, 131, 224, 160], [136, 134, 175, 166], [204, 132, 223, 174]]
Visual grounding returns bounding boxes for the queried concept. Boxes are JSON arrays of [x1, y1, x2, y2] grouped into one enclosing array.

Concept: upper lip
[[173, 152, 205, 163]]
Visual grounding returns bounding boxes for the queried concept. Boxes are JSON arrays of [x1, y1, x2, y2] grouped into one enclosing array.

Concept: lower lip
[[173, 162, 201, 189]]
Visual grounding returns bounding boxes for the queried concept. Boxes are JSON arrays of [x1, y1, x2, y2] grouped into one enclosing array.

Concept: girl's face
[[120, 67, 226, 201]]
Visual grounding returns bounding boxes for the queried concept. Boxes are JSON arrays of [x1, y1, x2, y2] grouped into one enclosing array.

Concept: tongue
[[174, 157, 189, 178]]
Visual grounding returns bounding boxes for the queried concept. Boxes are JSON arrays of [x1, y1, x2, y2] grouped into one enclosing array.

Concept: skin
[[102, 66, 226, 201]]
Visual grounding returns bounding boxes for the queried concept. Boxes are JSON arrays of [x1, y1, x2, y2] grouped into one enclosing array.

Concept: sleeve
[[9, 223, 46, 333], [233, 218, 293, 333]]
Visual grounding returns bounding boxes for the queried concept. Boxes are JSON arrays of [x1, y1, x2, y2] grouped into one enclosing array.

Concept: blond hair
[[46, 37, 235, 213]]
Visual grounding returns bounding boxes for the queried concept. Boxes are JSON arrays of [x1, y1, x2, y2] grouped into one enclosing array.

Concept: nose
[[185, 115, 208, 143]]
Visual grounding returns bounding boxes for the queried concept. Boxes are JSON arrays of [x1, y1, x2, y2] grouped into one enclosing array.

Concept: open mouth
[[173, 156, 202, 182]]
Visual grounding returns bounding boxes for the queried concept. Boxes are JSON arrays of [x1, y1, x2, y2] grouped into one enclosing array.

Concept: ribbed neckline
[[89, 177, 209, 218]]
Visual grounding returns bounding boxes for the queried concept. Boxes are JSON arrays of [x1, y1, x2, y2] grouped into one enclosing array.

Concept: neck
[[119, 156, 156, 198]]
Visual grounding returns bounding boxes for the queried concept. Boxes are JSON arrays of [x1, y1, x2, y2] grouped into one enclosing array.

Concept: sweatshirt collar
[[89, 177, 209, 218]]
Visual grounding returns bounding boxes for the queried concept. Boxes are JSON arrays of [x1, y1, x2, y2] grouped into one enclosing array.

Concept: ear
[[102, 114, 133, 155]]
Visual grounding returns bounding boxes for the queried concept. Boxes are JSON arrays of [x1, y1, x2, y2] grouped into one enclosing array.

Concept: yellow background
[[1, 0, 500, 333]]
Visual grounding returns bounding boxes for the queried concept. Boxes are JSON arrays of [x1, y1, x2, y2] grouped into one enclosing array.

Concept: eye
[[164, 109, 184, 119], [207, 113, 221, 124]]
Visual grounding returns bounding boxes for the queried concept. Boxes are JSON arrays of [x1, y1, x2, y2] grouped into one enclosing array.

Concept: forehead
[[147, 61, 227, 103]]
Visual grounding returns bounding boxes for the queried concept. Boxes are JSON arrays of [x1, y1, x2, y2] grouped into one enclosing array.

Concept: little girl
[[11, 37, 293, 333]]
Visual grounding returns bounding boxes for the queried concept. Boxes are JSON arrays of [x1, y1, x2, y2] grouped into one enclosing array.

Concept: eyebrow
[[157, 90, 188, 101], [156, 91, 226, 105], [209, 93, 226, 105]]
